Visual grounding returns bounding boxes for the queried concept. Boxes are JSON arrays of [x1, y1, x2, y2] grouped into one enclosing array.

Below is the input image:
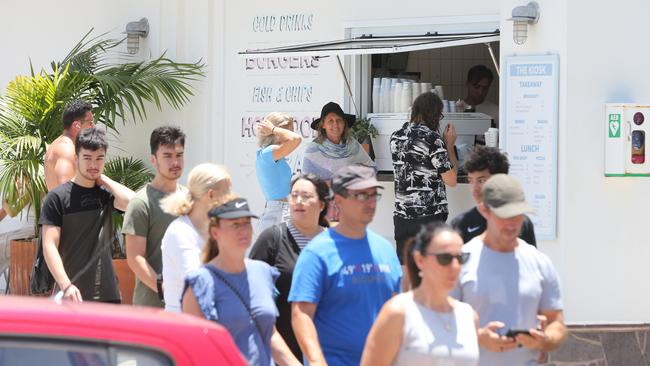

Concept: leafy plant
[[0, 29, 205, 227], [350, 117, 379, 143], [103, 156, 154, 258]]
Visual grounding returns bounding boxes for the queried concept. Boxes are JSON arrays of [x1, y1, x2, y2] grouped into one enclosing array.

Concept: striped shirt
[[287, 221, 320, 250]]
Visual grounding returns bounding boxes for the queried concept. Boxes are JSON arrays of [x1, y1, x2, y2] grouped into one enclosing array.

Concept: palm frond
[[90, 55, 205, 127], [56, 29, 122, 75], [0, 28, 205, 224], [103, 156, 154, 191]]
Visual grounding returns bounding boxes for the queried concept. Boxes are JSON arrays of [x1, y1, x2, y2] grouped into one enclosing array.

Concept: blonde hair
[[257, 112, 294, 147], [202, 218, 221, 263], [161, 163, 234, 216]]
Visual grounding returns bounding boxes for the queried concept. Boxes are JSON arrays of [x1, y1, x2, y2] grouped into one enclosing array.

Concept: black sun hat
[[310, 102, 356, 130]]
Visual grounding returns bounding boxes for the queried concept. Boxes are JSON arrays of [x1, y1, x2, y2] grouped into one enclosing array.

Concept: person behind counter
[[457, 65, 498, 126], [249, 173, 330, 360], [255, 112, 302, 233], [390, 91, 458, 289], [451, 146, 536, 246]]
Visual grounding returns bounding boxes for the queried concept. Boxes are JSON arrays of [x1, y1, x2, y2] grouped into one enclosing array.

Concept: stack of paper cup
[[401, 83, 413, 112], [484, 127, 499, 147], [416, 83, 426, 97], [393, 83, 403, 113], [422, 82, 433, 94], [442, 100, 450, 112], [380, 78, 391, 113], [408, 82, 418, 104], [389, 79, 400, 113], [372, 78, 381, 113]]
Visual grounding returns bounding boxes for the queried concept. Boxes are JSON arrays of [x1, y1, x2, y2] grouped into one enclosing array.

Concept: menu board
[[502, 54, 559, 240]]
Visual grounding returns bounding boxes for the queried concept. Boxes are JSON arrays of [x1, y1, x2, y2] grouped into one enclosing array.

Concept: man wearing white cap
[[451, 174, 567, 366]]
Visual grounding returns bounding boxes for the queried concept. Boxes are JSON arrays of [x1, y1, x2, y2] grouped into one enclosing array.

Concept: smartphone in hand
[[505, 329, 532, 338]]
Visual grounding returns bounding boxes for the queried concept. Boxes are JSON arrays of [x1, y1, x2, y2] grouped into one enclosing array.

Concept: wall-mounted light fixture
[[508, 2, 540, 45], [125, 18, 149, 54]]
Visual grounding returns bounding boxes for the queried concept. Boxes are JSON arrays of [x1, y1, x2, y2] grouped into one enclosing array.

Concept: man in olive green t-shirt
[[122, 126, 185, 307]]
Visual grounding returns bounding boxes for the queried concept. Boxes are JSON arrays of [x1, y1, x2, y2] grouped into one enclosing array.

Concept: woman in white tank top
[[360, 222, 479, 366]]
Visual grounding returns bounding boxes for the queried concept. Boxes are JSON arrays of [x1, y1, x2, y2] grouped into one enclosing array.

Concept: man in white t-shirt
[[451, 174, 567, 366], [459, 65, 499, 126]]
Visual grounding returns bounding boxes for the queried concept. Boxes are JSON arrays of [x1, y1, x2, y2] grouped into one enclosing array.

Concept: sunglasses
[[424, 252, 470, 266]]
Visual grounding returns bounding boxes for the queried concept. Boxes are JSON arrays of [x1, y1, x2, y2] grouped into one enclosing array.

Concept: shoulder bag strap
[[205, 265, 266, 343]]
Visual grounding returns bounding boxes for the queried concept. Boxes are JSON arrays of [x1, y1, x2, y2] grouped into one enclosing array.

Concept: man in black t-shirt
[[40, 128, 135, 302], [450, 146, 537, 246]]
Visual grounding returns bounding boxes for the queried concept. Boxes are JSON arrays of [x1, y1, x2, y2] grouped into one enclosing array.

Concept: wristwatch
[[156, 273, 164, 301]]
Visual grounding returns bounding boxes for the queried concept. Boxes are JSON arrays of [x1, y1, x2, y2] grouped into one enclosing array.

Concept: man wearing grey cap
[[289, 165, 402, 366], [451, 174, 567, 366]]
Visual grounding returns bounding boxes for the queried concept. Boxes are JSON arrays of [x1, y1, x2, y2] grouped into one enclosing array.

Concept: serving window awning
[[239, 30, 500, 58]]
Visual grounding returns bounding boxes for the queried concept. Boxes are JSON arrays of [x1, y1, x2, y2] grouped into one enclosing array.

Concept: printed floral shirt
[[390, 122, 452, 219]]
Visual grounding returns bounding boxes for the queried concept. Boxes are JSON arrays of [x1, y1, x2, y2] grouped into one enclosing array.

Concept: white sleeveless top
[[392, 293, 479, 366]]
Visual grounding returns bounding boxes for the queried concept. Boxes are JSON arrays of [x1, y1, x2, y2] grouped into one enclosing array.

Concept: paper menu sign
[[502, 54, 559, 241]]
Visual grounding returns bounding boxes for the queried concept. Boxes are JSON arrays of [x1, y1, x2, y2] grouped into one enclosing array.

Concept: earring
[[418, 271, 423, 277]]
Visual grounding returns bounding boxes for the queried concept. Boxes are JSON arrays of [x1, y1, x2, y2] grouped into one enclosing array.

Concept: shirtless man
[[44, 100, 95, 191], [0, 101, 93, 220]]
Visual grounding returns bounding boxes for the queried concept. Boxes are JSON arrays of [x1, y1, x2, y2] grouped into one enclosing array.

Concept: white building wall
[[2, 0, 648, 324], [500, 0, 650, 323]]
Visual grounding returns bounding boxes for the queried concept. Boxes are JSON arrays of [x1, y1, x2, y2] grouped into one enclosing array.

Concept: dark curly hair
[[463, 146, 510, 174], [62, 100, 93, 129], [406, 221, 460, 288], [150, 126, 185, 154], [75, 127, 108, 155], [467, 65, 494, 85], [291, 173, 332, 228]]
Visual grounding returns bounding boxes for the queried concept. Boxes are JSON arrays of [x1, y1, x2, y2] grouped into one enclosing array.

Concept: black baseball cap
[[311, 102, 356, 130], [331, 165, 382, 194], [208, 198, 258, 219]]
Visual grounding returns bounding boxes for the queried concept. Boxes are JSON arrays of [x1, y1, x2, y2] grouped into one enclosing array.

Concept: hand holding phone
[[505, 329, 532, 338]]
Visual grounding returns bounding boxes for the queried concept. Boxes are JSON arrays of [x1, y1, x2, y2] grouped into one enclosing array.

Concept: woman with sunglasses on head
[[182, 197, 300, 366], [360, 222, 478, 366], [390, 92, 458, 289], [249, 174, 330, 360], [255, 112, 302, 233]]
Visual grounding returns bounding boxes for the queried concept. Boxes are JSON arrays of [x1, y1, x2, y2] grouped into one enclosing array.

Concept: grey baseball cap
[[331, 165, 382, 194], [482, 174, 533, 218]]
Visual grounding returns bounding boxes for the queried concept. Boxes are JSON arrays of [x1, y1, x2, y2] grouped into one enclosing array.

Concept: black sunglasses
[[424, 252, 470, 266]]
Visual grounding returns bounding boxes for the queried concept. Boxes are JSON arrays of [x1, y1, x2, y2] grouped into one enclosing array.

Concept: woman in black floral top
[[390, 92, 458, 285]]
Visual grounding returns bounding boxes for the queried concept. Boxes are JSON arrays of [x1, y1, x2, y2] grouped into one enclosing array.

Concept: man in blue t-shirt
[[451, 174, 567, 366], [289, 165, 402, 366]]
